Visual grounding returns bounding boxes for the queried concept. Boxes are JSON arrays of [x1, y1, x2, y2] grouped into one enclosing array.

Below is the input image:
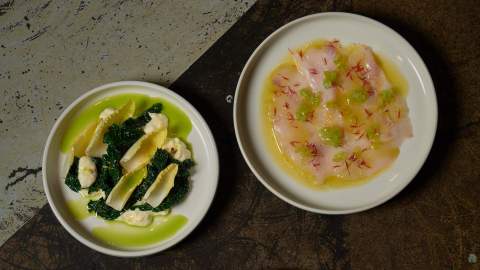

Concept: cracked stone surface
[[0, 0, 254, 246]]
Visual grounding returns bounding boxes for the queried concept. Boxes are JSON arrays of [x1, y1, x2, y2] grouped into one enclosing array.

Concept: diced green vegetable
[[323, 70, 337, 88], [295, 88, 321, 121], [366, 125, 380, 141], [295, 104, 310, 121], [326, 100, 337, 109], [366, 125, 382, 148], [294, 144, 311, 157], [334, 55, 347, 70], [299, 88, 321, 105], [300, 88, 310, 97], [380, 88, 396, 106], [320, 126, 343, 147], [332, 151, 347, 162], [348, 88, 368, 104]]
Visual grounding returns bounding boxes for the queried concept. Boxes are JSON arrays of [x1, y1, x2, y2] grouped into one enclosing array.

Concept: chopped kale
[[137, 103, 163, 125], [103, 123, 144, 155], [124, 149, 171, 209], [151, 174, 190, 212], [65, 102, 194, 219], [87, 198, 121, 220], [65, 157, 81, 192], [130, 156, 194, 212], [121, 103, 163, 130], [88, 152, 122, 196]]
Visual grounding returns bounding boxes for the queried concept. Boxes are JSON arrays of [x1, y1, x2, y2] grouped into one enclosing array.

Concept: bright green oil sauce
[[67, 197, 91, 220], [61, 93, 192, 153], [66, 196, 188, 248], [91, 215, 188, 248]]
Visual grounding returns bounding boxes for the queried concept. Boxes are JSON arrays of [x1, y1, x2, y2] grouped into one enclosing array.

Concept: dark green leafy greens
[[88, 155, 120, 196], [65, 157, 81, 192], [126, 149, 194, 212], [88, 103, 163, 196], [124, 149, 171, 208], [123, 103, 163, 129], [87, 198, 122, 220], [65, 102, 194, 220]]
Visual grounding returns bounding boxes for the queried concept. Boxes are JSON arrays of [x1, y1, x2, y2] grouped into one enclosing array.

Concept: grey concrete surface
[[0, 0, 254, 246]]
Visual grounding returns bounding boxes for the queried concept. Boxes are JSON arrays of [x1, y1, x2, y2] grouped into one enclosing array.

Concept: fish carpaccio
[[265, 40, 413, 186]]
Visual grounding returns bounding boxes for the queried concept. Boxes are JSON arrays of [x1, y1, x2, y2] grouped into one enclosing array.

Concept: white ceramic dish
[[234, 12, 437, 214], [43, 81, 219, 257]]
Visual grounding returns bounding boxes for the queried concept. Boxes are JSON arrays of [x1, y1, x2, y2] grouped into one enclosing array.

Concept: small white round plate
[[43, 81, 219, 257], [234, 13, 437, 214]]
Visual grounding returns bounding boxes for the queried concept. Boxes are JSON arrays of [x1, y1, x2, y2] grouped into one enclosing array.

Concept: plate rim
[[42, 80, 219, 257], [233, 12, 437, 214]]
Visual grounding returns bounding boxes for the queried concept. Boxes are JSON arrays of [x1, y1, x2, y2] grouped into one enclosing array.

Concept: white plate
[[43, 81, 219, 257], [234, 13, 437, 214]]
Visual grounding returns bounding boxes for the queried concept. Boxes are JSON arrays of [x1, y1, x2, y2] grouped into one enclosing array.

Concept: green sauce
[[61, 93, 192, 153], [91, 215, 188, 248], [67, 198, 91, 220], [67, 196, 189, 248]]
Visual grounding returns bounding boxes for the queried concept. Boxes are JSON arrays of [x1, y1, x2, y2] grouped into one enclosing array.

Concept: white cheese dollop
[[78, 156, 97, 188], [99, 107, 117, 120], [162, 137, 191, 161], [143, 113, 168, 134], [118, 209, 152, 227], [118, 209, 170, 227]]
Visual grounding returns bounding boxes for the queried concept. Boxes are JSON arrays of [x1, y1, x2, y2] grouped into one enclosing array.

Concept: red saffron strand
[[345, 160, 351, 176], [290, 140, 301, 146], [364, 108, 373, 117], [287, 86, 296, 95]]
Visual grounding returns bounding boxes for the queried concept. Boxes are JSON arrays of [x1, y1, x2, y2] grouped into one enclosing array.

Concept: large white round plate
[[43, 81, 219, 257], [234, 13, 437, 214]]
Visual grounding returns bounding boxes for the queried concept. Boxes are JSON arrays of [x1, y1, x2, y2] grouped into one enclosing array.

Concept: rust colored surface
[[1, 0, 479, 269]]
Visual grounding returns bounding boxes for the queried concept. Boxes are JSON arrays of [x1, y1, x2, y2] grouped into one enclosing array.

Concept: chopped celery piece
[[319, 126, 343, 147], [323, 70, 337, 88], [332, 151, 347, 162], [348, 88, 368, 104]]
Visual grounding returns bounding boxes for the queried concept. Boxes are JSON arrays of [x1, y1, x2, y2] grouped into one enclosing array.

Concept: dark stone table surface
[[1, 0, 479, 269]]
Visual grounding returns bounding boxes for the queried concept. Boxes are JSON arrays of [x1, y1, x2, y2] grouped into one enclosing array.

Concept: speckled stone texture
[[0, 0, 254, 246], [1, 0, 479, 269]]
